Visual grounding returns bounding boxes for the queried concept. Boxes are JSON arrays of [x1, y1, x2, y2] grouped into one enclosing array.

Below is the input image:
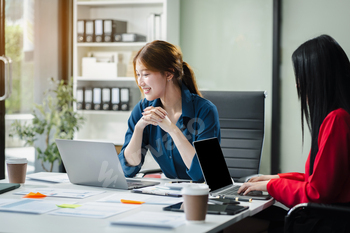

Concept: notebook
[[0, 183, 20, 194], [55, 139, 159, 190], [193, 137, 271, 200]]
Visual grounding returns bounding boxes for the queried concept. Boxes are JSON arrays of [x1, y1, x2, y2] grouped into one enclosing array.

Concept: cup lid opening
[[181, 184, 210, 195], [6, 158, 28, 164]]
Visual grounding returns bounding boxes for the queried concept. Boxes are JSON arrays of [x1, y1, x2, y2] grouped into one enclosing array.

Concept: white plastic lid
[[181, 184, 210, 195], [6, 158, 28, 164]]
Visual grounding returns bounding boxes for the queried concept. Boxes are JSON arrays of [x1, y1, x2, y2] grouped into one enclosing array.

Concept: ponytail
[[182, 62, 202, 97]]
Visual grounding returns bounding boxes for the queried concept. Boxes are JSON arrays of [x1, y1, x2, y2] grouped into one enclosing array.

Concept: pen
[[169, 181, 192, 184], [220, 195, 252, 203], [235, 197, 252, 203], [120, 199, 145, 204]]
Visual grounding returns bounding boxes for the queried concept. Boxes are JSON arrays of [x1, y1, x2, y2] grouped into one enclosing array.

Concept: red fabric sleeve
[[267, 109, 350, 208], [278, 172, 305, 181]]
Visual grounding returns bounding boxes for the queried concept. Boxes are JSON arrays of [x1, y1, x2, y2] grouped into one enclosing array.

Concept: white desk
[[0, 173, 274, 233]]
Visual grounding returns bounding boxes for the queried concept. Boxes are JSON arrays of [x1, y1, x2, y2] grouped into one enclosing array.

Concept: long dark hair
[[133, 40, 202, 97], [292, 34, 350, 175]]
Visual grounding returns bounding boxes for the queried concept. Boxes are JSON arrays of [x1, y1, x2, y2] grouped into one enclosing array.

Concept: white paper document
[[0, 198, 75, 214], [14, 188, 105, 199], [132, 185, 183, 197], [110, 211, 186, 229], [49, 202, 139, 219], [97, 193, 182, 205], [27, 172, 70, 183]]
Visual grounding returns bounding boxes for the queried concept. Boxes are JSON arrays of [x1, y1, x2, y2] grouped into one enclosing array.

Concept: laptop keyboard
[[216, 185, 241, 195], [215, 185, 263, 197]]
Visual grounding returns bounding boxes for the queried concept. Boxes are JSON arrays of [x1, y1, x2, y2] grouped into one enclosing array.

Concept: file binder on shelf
[[93, 88, 102, 110], [147, 13, 162, 42], [77, 20, 85, 42], [76, 87, 84, 110], [102, 88, 111, 110], [104, 19, 127, 43], [84, 88, 93, 110], [120, 88, 130, 111], [154, 14, 161, 40], [111, 88, 120, 111], [85, 20, 94, 42], [94, 19, 104, 42]]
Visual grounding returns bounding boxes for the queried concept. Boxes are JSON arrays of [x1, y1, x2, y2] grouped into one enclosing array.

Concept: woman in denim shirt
[[118, 40, 220, 182]]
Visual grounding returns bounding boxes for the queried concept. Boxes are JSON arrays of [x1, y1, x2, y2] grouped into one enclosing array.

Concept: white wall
[[34, 0, 60, 172], [279, 0, 350, 173], [180, 0, 273, 174]]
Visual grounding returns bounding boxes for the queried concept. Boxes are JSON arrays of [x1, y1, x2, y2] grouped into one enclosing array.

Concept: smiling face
[[135, 60, 168, 101]]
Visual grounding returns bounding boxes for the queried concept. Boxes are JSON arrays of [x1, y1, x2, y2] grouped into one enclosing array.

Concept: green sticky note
[[56, 204, 82, 208]]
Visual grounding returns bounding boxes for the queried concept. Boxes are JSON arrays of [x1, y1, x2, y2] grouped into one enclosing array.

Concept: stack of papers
[[50, 202, 139, 219], [14, 188, 105, 199], [27, 172, 70, 183], [0, 198, 76, 214], [98, 193, 182, 205], [111, 211, 186, 229], [0, 199, 139, 219], [132, 185, 182, 197]]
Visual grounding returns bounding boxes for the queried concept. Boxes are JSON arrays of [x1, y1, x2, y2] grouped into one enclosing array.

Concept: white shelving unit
[[73, 0, 179, 144]]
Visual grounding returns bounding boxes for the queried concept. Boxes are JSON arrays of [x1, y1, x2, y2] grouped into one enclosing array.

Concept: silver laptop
[[55, 139, 159, 190], [193, 137, 270, 200]]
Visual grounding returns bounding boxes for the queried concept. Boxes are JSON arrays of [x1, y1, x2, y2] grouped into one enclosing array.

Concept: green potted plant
[[9, 77, 85, 172]]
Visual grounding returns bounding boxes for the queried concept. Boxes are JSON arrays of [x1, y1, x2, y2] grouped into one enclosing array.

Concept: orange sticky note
[[120, 199, 145, 204], [23, 192, 47, 198]]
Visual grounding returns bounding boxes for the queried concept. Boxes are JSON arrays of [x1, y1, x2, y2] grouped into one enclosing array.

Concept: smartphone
[[163, 202, 249, 215]]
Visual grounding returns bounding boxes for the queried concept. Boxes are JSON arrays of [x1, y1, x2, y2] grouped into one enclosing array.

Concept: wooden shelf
[[77, 0, 164, 7], [77, 110, 132, 115], [77, 42, 146, 47], [76, 76, 135, 81]]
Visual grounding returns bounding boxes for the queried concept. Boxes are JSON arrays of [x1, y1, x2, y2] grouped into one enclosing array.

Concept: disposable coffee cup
[[6, 158, 28, 184], [181, 184, 210, 223]]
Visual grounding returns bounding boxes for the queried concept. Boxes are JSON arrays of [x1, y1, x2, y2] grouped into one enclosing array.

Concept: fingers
[[237, 183, 248, 194], [144, 106, 167, 117], [243, 187, 254, 195], [248, 177, 261, 182], [143, 107, 167, 121], [141, 107, 168, 126], [238, 183, 255, 195], [141, 116, 158, 126]]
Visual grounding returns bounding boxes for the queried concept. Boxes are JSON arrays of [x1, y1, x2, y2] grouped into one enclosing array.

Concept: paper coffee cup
[[6, 158, 28, 184], [181, 184, 210, 223]]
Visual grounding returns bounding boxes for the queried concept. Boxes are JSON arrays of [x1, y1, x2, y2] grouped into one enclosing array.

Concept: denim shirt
[[118, 84, 221, 182]]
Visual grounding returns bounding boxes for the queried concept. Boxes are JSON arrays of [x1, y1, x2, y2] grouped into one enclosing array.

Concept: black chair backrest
[[201, 91, 266, 181], [285, 203, 350, 233]]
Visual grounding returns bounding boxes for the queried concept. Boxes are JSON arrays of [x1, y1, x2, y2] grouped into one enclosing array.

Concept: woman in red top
[[235, 35, 350, 232]]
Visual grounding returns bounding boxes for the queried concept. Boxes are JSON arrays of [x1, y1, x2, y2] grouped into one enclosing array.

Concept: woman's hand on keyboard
[[248, 175, 280, 183], [237, 181, 268, 196]]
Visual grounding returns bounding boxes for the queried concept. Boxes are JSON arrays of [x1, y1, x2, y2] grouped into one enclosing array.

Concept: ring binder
[[120, 88, 130, 111], [102, 88, 111, 110], [85, 20, 94, 42], [84, 88, 93, 110], [111, 88, 120, 111], [104, 19, 127, 42], [94, 19, 104, 42], [76, 87, 84, 110], [77, 20, 85, 42], [93, 87, 102, 110]]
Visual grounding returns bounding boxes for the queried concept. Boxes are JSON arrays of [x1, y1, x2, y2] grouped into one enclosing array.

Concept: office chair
[[201, 91, 266, 182], [138, 91, 266, 180], [285, 202, 350, 233]]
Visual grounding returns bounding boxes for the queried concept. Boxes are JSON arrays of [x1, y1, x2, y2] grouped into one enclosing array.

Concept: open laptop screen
[[193, 138, 233, 192]]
